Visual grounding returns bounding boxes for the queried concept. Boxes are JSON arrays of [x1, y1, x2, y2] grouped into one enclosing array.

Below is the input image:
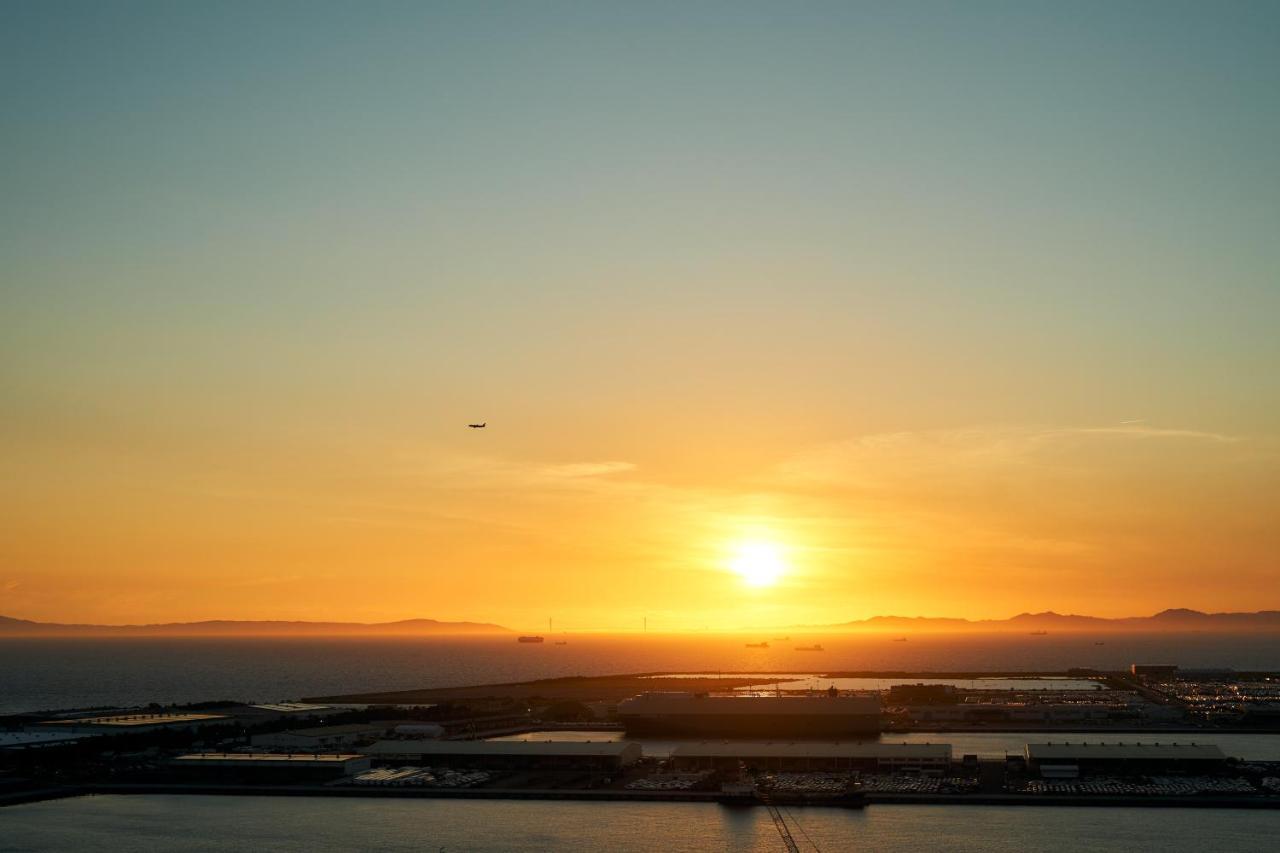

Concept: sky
[[2, 1, 1278, 630]]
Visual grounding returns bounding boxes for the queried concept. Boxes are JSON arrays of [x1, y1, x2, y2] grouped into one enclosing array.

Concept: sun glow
[[729, 541, 787, 588]]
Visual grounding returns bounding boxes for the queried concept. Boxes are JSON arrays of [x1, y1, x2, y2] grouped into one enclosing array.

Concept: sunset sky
[[3, 2, 1278, 630]]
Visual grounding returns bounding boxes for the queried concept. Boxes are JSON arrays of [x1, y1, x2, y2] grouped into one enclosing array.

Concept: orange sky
[[5, 415, 1278, 630], [3, 4, 1279, 630]]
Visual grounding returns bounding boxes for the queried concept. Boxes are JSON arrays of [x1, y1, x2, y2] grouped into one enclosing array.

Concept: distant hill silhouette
[[5, 609, 1279, 636], [814, 609, 1280, 632], [0, 615, 509, 637]]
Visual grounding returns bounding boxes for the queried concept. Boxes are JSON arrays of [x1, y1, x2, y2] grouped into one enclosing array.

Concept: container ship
[[517, 636, 544, 644], [617, 691, 880, 737]]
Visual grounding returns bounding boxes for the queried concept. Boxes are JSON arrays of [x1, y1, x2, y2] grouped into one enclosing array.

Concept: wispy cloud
[[1060, 424, 1238, 443], [774, 423, 1247, 486], [538, 461, 636, 479]]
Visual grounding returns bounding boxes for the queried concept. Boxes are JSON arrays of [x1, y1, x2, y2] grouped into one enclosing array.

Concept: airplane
[[467, 422, 486, 429]]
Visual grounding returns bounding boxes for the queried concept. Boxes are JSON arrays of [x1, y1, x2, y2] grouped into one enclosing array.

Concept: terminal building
[[361, 740, 641, 772], [618, 691, 881, 738], [1024, 742, 1228, 776], [667, 741, 952, 774]]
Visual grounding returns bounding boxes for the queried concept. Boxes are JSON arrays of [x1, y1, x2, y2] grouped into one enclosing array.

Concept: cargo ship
[[517, 636, 544, 644], [745, 641, 769, 648], [618, 691, 880, 738], [794, 644, 824, 652]]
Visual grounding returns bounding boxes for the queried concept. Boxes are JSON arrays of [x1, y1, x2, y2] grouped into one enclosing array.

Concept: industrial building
[[618, 691, 881, 737], [361, 739, 641, 771], [37, 713, 230, 734], [1024, 742, 1228, 776], [1131, 664, 1179, 679], [667, 741, 953, 774], [228, 703, 333, 724], [170, 753, 370, 782], [251, 723, 386, 750]]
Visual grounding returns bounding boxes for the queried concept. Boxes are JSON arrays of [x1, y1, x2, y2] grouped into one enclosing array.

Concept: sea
[[2, 797, 1278, 852], [2, 631, 1278, 715]]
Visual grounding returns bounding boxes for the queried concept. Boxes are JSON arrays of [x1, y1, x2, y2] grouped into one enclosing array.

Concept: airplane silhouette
[[468, 422, 486, 429]]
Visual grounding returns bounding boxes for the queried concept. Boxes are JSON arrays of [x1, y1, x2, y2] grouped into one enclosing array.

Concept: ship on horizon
[[517, 636, 544, 644], [794, 644, 824, 652]]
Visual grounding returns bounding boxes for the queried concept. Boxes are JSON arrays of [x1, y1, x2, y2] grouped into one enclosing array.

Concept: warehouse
[[1024, 742, 1228, 776], [228, 703, 332, 724], [668, 741, 953, 774], [38, 713, 230, 734], [251, 723, 387, 750], [170, 752, 370, 782], [618, 691, 881, 737], [361, 739, 641, 771]]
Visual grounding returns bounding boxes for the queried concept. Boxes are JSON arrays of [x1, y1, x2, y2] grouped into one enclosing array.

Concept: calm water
[[492, 729, 1280, 760], [1, 632, 1276, 715], [1, 796, 1277, 852]]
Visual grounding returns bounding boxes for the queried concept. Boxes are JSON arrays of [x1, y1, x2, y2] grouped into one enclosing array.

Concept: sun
[[729, 541, 787, 588]]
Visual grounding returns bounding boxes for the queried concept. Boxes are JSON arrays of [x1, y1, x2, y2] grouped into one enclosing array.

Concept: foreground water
[[1, 796, 1277, 852], [2, 632, 1276, 714]]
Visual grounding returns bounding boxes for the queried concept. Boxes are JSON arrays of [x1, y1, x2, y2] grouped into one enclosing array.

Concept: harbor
[[5, 665, 1280, 814]]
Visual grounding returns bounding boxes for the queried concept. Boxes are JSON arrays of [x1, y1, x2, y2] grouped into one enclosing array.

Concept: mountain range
[[815, 608, 1280, 632], [0, 615, 510, 637], [2, 608, 1279, 635]]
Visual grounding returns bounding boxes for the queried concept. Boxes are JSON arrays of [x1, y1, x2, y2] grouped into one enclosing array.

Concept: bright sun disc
[[729, 542, 786, 588]]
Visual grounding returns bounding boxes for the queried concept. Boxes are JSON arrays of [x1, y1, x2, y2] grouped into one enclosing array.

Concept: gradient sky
[[3, 1, 1278, 630]]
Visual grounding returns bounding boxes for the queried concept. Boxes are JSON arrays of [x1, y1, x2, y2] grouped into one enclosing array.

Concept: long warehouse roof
[[1025, 742, 1227, 761], [41, 713, 228, 727], [670, 741, 952, 759], [173, 753, 365, 764], [362, 739, 639, 757], [618, 692, 880, 716]]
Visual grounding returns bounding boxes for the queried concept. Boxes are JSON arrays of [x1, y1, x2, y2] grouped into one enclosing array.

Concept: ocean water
[[1, 632, 1276, 715], [1, 796, 1277, 853]]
